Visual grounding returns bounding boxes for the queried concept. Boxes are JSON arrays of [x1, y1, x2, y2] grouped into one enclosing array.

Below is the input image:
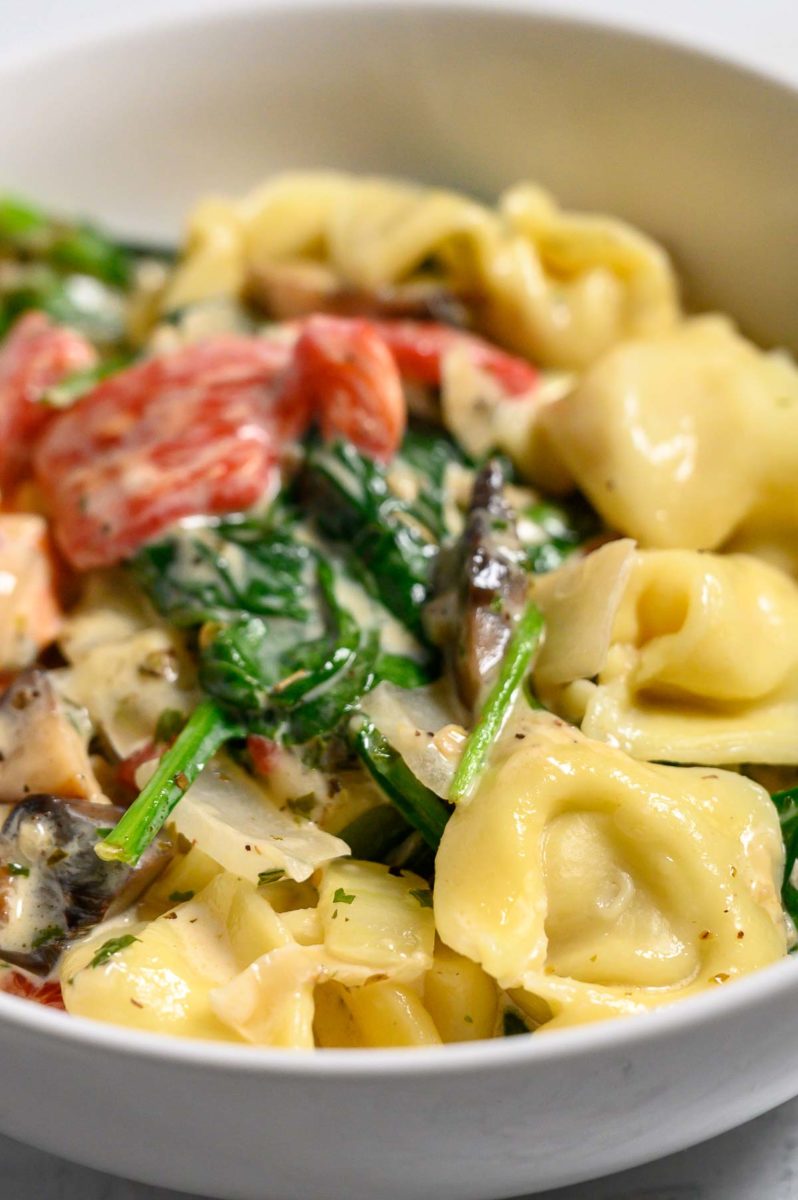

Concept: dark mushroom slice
[[428, 458, 530, 711], [0, 794, 169, 975], [0, 669, 102, 803], [245, 259, 478, 330]]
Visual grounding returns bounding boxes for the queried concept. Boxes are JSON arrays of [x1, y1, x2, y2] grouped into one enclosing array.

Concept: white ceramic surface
[[4, 1092, 798, 1200], [0, 6, 797, 1198]]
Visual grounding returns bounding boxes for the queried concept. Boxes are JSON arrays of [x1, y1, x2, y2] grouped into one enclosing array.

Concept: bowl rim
[[0, 954, 796, 1076], [1, 0, 798, 103], [0, 0, 797, 1075]]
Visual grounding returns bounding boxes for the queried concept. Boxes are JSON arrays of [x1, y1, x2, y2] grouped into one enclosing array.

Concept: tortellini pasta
[[61, 873, 283, 1041], [434, 713, 787, 1030], [62, 861, 444, 1049], [162, 172, 679, 369], [531, 538, 637, 689], [538, 549, 798, 765], [540, 316, 798, 548]]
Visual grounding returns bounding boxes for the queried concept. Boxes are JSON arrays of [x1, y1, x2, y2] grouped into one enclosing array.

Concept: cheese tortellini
[[162, 172, 679, 369], [582, 552, 798, 765], [540, 316, 798, 549], [434, 714, 788, 1030], [537, 549, 798, 765], [61, 861, 444, 1049]]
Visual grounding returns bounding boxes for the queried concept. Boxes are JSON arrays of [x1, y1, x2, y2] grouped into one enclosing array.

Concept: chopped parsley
[[155, 708, 187, 744], [89, 934, 140, 968], [502, 1009, 531, 1037], [168, 890, 195, 904], [32, 925, 64, 949], [286, 793, 315, 818], [6, 862, 29, 877], [257, 868, 286, 886], [409, 888, 433, 909], [332, 887, 356, 905]]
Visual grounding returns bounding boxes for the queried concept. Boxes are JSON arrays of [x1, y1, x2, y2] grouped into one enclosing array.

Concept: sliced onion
[[360, 681, 467, 798], [170, 754, 348, 883]]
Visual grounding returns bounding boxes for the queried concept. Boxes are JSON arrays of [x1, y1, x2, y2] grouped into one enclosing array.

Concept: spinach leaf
[[98, 699, 242, 867], [0, 194, 132, 287], [131, 507, 315, 627], [773, 786, 798, 928], [354, 721, 451, 850], [522, 496, 601, 574], [397, 425, 468, 539], [199, 563, 378, 746], [137, 504, 386, 746], [0, 265, 127, 344], [337, 804, 413, 862], [303, 440, 440, 639], [374, 653, 432, 689], [0, 195, 48, 242]]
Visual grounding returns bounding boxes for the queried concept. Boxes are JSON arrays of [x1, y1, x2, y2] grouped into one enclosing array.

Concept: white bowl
[[1, 6, 797, 1198]]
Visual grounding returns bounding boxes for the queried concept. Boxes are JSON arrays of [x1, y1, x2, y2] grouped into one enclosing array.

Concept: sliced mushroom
[[0, 670, 102, 804], [246, 259, 477, 329], [0, 794, 168, 975], [429, 459, 529, 710]]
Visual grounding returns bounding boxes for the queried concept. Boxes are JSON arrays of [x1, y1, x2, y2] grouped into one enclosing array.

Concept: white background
[[0, 2, 796, 1197]]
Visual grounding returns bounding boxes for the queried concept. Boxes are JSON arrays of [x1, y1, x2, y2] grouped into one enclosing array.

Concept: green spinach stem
[[449, 601, 545, 804]]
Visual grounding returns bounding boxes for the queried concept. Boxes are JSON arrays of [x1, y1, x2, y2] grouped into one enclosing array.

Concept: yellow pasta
[[137, 844, 222, 920], [161, 171, 678, 369], [538, 550, 798, 764], [313, 980, 363, 1049], [423, 942, 498, 1043], [540, 316, 798, 549], [434, 713, 787, 1030], [344, 980, 442, 1048], [210, 944, 318, 1048], [62, 891, 243, 1041], [318, 860, 435, 984]]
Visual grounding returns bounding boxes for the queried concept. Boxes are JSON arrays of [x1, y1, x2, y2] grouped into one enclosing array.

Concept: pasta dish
[[0, 173, 795, 1047]]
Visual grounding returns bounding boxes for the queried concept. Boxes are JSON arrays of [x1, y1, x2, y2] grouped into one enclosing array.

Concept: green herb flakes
[[257, 869, 286, 887], [333, 887, 356, 905], [286, 793, 315, 818], [89, 934, 140, 969], [32, 925, 64, 950]]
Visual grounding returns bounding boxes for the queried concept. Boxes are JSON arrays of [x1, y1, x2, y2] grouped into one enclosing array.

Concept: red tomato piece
[[116, 740, 160, 794], [35, 336, 300, 570], [0, 312, 97, 496], [247, 733, 281, 777], [370, 319, 538, 396], [282, 316, 406, 462], [0, 970, 65, 1010]]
